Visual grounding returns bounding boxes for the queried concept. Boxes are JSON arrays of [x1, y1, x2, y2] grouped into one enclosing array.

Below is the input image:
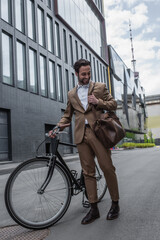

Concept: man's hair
[[73, 59, 91, 73]]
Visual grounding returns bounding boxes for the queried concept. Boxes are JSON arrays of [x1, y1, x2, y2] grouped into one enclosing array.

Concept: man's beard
[[78, 78, 90, 85]]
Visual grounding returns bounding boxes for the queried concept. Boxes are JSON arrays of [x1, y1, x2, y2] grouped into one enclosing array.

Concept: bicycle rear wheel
[[95, 160, 107, 201], [5, 158, 72, 229]]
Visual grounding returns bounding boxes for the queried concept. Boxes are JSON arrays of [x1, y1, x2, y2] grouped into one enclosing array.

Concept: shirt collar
[[77, 82, 90, 91]]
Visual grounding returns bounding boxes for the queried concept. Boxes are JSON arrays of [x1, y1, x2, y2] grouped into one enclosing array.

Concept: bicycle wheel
[[95, 160, 107, 201], [5, 158, 72, 229]]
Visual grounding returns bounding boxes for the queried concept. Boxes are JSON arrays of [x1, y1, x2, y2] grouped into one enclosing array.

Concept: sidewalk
[[0, 154, 80, 175], [0, 148, 128, 176]]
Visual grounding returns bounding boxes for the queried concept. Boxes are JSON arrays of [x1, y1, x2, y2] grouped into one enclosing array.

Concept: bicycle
[[5, 124, 107, 229]]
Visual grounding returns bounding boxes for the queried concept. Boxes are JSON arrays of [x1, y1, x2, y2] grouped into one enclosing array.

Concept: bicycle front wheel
[[5, 158, 72, 229]]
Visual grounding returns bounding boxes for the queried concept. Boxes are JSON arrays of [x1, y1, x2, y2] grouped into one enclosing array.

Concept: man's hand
[[48, 130, 56, 138], [88, 94, 99, 105]]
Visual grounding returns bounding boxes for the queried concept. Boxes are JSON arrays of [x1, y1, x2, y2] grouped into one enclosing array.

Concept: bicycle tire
[[95, 162, 107, 201], [5, 158, 72, 229]]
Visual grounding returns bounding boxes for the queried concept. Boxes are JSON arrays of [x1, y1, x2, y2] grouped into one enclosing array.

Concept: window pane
[[72, 73, 75, 88], [47, 0, 51, 8], [49, 60, 56, 99], [55, 22, 61, 58], [75, 40, 78, 61], [16, 41, 26, 89], [27, 0, 35, 40], [47, 15, 53, 52], [1, 0, 11, 23], [40, 55, 47, 96], [57, 65, 63, 102], [63, 29, 68, 63], [65, 69, 69, 92], [29, 48, 38, 93], [97, 60, 100, 82], [93, 57, 96, 82], [15, 0, 24, 32], [69, 35, 73, 66], [38, 7, 45, 47], [2, 33, 13, 85]]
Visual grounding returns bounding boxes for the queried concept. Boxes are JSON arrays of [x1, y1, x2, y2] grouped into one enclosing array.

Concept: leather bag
[[92, 110, 126, 148], [91, 83, 125, 148]]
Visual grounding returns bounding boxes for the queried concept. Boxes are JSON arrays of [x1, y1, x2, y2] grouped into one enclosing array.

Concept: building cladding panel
[[0, 0, 109, 162], [145, 95, 160, 141]]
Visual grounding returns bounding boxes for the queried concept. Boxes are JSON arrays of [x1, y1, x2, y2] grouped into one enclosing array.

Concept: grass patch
[[120, 142, 155, 149]]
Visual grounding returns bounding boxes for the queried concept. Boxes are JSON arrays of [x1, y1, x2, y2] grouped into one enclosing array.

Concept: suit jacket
[[58, 81, 117, 144]]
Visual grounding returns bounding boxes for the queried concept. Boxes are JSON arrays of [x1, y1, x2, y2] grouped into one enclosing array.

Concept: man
[[52, 59, 120, 224]]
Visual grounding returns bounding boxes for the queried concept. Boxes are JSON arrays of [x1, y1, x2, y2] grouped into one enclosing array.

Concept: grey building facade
[[109, 46, 147, 139], [0, 0, 110, 162]]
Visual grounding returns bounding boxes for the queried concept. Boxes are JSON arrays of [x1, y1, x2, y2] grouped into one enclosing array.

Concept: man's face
[[76, 65, 91, 85]]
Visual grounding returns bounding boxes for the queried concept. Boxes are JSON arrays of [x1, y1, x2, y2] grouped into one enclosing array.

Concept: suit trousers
[[77, 126, 119, 203]]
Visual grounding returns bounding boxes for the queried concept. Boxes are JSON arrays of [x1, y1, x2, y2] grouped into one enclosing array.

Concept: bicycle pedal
[[71, 170, 78, 178], [83, 201, 90, 208]]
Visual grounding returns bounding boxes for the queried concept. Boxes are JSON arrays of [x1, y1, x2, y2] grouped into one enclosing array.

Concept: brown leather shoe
[[81, 208, 100, 225], [106, 204, 120, 220]]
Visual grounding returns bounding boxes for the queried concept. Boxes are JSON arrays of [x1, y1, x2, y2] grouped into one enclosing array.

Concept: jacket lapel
[[70, 86, 85, 112], [85, 81, 94, 112]]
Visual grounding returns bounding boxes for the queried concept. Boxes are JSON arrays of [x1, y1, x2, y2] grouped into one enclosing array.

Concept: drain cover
[[0, 225, 50, 240]]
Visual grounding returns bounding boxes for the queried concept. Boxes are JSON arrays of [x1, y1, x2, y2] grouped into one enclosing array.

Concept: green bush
[[121, 142, 155, 149]]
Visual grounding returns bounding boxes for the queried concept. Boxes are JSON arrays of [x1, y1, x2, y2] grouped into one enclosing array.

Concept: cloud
[[104, 1, 160, 95]]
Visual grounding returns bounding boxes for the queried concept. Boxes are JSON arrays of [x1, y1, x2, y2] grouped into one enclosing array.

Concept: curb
[[0, 154, 80, 176]]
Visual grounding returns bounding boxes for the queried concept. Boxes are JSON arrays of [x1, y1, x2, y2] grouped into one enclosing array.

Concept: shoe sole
[[81, 215, 100, 225], [106, 214, 119, 220]]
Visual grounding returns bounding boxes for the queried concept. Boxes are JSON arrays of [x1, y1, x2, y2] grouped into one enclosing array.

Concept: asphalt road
[[46, 147, 160, 240], [0, 147, 160, 240]]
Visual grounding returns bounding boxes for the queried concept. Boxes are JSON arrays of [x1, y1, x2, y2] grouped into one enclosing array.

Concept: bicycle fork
[[37, 156, 56, 194], [37, 138, 58, 194]]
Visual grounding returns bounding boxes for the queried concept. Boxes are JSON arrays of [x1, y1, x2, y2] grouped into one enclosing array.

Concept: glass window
[[113, 77, 123, 101], [85, 49, 87, 60], [75, 40, 78, 61], [0, 0, 11, 23], [80, 45, 83, 58], [37, 7, 45, 47], [65, 69, 69, 103], [49, 60, 56, 99], [40, 55, 47, 97], [57, 0, 101, 56], [2, 32, 13, 85], [27, 0, 35, 40], [57, 65, 63, 102], [47, 0, 51, 8], [69, 35, 73, 66], [15, 0, 25, 32], [55, 22, 61, 58], [16, 41, 26, 89], [100, 63, 103, 82], [63, 29, 68, 63], [47, 15, 53, 52], [29, 48, 38, 93], [65, 69, 69, 92], [93, 57, 96, 82], [0, 110, 9, 161], [97, 60, 100, 82], [72, 73, 75, 88]]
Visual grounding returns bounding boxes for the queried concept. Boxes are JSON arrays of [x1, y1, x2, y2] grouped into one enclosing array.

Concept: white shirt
[[77, 83, 89, 124]]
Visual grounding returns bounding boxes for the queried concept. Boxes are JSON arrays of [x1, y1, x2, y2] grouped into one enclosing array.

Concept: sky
[[103, 0, 160, 96]]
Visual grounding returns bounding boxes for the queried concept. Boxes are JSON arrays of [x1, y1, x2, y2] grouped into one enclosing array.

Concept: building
[[0, 0, 147, 162], [108, 45, 147, 140], [145, 95, 160, 145], [0, 0, 110, 162]]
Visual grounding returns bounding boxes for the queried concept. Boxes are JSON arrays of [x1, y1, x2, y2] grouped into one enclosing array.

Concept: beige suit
[[58, 81, 119, 203]]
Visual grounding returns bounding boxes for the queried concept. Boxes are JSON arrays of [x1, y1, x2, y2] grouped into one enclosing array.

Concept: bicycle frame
[[36, 136, 83, 196]]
